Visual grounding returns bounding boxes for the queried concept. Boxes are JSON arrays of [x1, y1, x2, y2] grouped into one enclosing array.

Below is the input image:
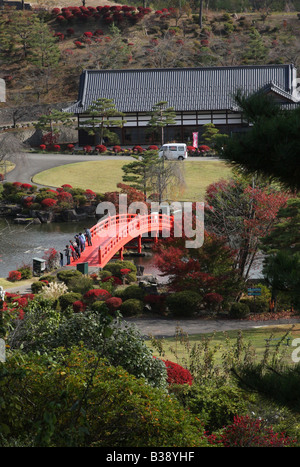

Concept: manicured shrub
[[103, 260, 137, 280], [120, 298, 144, 316], [57, 269, 82, 285], [58, 292, 82, 312], [105, 297, 122, 312], [115, 284, 144, 301], [7, 270, 22, 282], [31, 281, 46, 293], [40, 198, 57, 209], [240, 297, 269, 314], [83, 288, 111, 304], [90, 300, 108, 313], [95, 144, 107, 153], [229, 302, 250, 319], [17, 264, 33, 280], [166, 291, 202, 317]]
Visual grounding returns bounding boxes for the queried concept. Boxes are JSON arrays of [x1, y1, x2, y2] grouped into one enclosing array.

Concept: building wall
[[78, 109, 245, 146]]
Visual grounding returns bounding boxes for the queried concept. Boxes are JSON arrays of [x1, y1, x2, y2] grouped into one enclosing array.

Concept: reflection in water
[[0, 219, 166, 282], [0, 218, 95, 277]]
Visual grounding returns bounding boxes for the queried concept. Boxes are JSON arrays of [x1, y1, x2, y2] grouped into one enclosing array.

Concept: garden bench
[[265, 337, 291, 346]]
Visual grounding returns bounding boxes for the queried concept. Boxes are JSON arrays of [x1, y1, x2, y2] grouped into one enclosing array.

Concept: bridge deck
[[69, 214, 173, 268]]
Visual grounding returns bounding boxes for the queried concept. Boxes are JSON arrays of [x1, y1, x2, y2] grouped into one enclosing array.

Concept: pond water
[[0, 218, 165, 281]]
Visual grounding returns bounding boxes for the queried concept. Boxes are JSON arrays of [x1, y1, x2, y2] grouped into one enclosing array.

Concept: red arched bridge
[[69, 213, 174, 268]]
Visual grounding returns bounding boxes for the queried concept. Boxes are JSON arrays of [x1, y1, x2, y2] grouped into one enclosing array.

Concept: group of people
[[63, 227, 92, 265]]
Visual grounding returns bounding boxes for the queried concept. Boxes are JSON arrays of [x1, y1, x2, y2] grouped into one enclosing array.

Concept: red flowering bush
[[21, 183, 33, 191], [40, 198, 58, 209], [61, 184, 72, 189], [40, 144, 46, 151], [199, 145, 210, 152], [74, 41, 84, 48], [73, 300, 87, 313], [95, 144, 107, 153], [210, 415, 297, 447], [83, 288, 112, 304], [53, 144, 61, 152], [83, 31, 93, 37], [57, 191, 73, 203], [66, 27, 75, 35], [162, 360, 193, 386], [148, 145, 158, 150], [102, 275, 122, 286], [113, 145, 122, 153], [8, 270, 22, 282], [67, 144, 74, 151], [105, 297, 123, 311], [132, 145, 144, 153], [23, 196, 34, 208], [94, 29, 104, 36], [84, 145, 93, 153], [85, 189, 96, 200]]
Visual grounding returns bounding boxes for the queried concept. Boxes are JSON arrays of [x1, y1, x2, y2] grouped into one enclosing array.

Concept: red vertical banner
[[193, 132, 198, 148]]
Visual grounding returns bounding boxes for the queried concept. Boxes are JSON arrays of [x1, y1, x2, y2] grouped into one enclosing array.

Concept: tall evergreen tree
[[122, 151, 160, 198], [147, 101, 176, 146], [81, 98, 125, 145]]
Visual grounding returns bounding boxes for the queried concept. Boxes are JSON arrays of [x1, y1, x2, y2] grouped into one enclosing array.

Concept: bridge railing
[[89, 213, 173, 266]]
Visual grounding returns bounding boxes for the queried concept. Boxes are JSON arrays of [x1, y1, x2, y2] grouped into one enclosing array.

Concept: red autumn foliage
[[207, 415, 297, 447], [41, 198, 57, 208], [73, 300, 87, 313], [83, 288, 112, 303], [105, 297, 123, 311], [162, 360, 193, 386], [7, 270, 22, 282]]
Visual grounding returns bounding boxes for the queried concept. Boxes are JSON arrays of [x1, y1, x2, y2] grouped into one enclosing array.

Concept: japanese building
[[63, 64, 300, 147]]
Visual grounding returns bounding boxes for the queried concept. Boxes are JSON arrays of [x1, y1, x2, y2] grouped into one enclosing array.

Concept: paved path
[[125, 316, 300, 337]]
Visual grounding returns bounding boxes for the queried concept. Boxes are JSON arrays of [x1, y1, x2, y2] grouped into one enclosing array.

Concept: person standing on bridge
[[79, 232, 86, 251], [84, 227, 92, 246], [64, 245, 71, 265]]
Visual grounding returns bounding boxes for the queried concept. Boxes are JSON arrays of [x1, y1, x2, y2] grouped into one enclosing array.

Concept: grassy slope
[[2, 6, 300, 106], [32, 159, 233, 201]]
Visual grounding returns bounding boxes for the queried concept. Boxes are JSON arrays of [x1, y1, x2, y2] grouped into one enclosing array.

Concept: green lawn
[[32, 159, 233, 201], [147, 324, 300, 367]]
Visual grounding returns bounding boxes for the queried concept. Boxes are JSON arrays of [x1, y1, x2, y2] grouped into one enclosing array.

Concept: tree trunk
[[199, 0, 203, 28]]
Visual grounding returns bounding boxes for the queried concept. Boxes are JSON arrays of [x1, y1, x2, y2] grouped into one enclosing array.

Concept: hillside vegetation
[[0, 1, 300, 108]]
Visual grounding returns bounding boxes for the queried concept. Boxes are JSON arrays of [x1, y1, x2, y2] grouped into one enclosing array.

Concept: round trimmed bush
[[120, 298, 144, 316], [57, 270, 83, 286], [90, 300, 109, 313], [58, 292, 82, 312], [31, 281, 46, 294], [115, 284, 144, 301], [229, 302, 250, 319], [166, 291, 202, 317]]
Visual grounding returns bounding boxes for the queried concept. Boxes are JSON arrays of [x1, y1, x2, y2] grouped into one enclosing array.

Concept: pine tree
[[147, 101, 176, 146], [122, 151, 160, 197], [81, 98, 126, 145]]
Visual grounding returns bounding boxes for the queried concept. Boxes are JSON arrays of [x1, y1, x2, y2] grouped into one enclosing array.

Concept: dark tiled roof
[[63, 64, 299, 114]]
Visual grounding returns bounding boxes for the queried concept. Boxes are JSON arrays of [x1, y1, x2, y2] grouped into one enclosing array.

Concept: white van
[[158, 143, 188, 161]]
